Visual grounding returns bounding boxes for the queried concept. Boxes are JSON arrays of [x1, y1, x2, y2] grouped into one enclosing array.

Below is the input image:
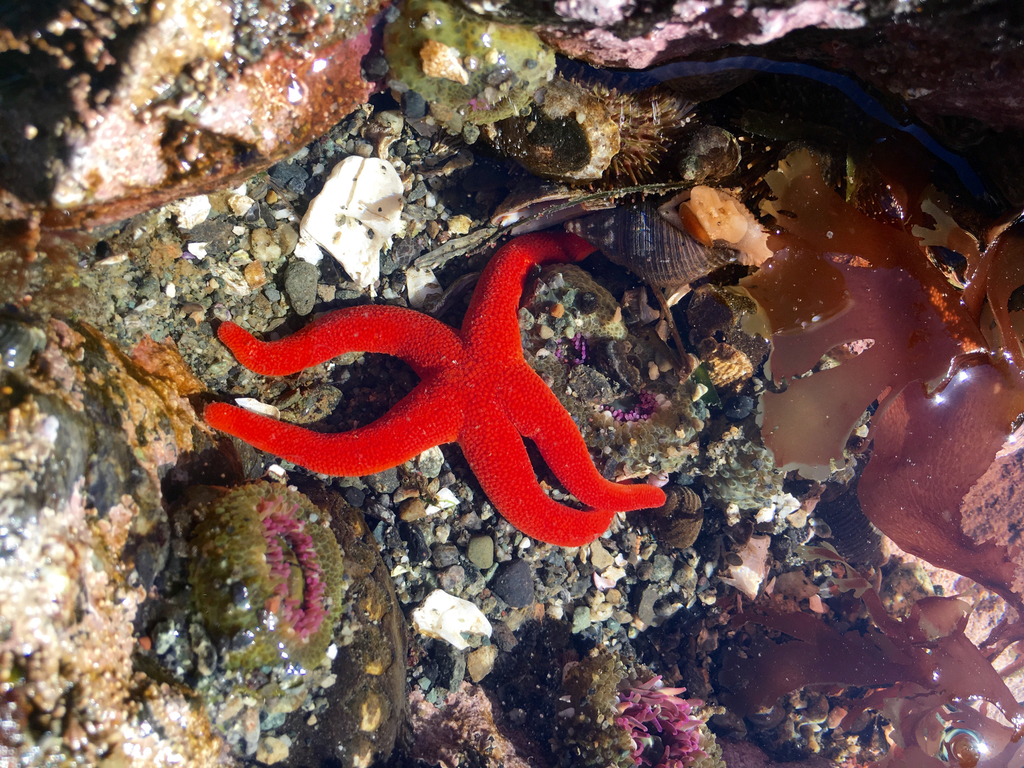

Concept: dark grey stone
[[492, 559, 534, 607]]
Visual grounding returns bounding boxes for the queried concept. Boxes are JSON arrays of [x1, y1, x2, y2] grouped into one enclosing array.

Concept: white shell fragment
[[405, 266, 443, 309], [299, 156, 404, 292], [411, 589, 492, 650], [233, 398, 281, 419], [424, 487, 460, 516], [720, 535, 771, 600], [167, 194, 211, 229]]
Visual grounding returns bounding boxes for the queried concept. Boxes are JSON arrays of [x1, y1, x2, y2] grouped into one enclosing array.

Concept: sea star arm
[[503, 366, 667, 513], [205, 376, 460, 476], [216, 305, 463, 378], [461, 232, 596, 355], [458, 403, 618, 547]]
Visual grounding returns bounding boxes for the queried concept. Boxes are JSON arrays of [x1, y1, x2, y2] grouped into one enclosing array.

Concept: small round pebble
[[399, 498, 427, 522], [588, 540, 614, 570], [637, 585, 659, 626], [651, 554, 674, 582], [467, 535, 494, 570], [363, 55, 390, 79], [344, 487, 366, 508], [492, 559, 534, 607], [283, 260, 319, 316], [467, 645, 497, 682], [571, 606, 592, 634], [431, 544, 460, 568], [438, 565, 465, 593], [257, 735, 289, 765], [402, 90, 427, 120], [415, 446, 445, 478]]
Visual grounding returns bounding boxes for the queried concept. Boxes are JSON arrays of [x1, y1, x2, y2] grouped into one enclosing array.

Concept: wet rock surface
[[3, 2, 1024, 767], [0, 316, 222, 764], [0, 0, 382, 227]]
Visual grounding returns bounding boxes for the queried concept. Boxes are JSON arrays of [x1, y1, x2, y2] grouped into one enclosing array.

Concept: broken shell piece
[[411, 589, 492, 650], [168, 194, 211, 229], [490, 180, 614, 234], [406, 266, 444, 309], [299, 156, 404, 293], [720, 535, 771, 600], [233, 398, 281, 419]]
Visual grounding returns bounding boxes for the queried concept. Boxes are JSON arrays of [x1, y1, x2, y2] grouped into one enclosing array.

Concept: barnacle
[[484, 77, 621, 182], [189, 482, 345, 672], [483, 78, 690, 184]]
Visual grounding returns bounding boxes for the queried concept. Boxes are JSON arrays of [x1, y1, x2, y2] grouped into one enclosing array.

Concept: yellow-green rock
[[384, 0, 555, 131]]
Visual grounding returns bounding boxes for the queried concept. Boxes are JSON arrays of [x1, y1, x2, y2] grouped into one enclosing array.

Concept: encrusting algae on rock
[[383, 0, 556, 133], [520, 263, 706, 482], [189, 482, 345, 672]]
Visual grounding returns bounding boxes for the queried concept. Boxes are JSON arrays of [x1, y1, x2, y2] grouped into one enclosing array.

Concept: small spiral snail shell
[[565, 198, 738, 287]]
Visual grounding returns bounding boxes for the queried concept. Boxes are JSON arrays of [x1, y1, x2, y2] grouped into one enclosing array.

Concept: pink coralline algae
[[616, 676, 707, 767]]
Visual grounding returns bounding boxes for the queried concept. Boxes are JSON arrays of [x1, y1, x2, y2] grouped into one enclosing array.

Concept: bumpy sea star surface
[[206, 233, 666, 546]]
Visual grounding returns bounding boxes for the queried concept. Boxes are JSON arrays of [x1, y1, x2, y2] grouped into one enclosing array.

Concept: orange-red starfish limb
[[205, 232, 666, 546]]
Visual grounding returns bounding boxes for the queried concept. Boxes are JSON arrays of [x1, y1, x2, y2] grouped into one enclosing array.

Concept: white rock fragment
[[294, 230, 325, 265], [299, 156, 404, 293], [720, 535, 771, 600], [411, 589, 492, 650], [424, 487, 460, 516], [168, 195, 211, 229], [405, 266, 443, 309], [228, 192, 256, 217], [186, 241, 208, 259]]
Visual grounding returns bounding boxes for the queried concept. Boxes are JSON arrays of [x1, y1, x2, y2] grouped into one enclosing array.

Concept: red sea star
[[205, 232, 667, 546]]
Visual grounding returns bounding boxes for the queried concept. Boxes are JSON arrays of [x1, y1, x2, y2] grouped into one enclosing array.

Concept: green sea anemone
[[188, 482, 345, 672]]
